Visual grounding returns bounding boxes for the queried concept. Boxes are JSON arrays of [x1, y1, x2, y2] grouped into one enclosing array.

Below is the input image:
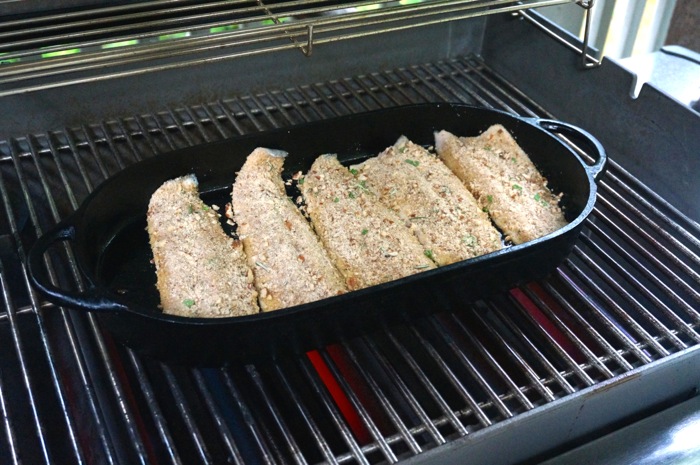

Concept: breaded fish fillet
[[435, 126, 568, 244], [147, 174, 259, 317], [300, 154, 436, 291], [232, 148, 347, 311], [354, 136, 502, 265]]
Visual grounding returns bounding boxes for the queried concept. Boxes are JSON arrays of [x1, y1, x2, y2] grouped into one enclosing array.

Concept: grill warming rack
[[0, 54, 699, 464], [0, 0, 600, 97]]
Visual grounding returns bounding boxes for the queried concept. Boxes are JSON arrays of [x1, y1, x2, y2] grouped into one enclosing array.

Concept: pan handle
[[531, 119, 607, 182], [27, 219, 128, 313]]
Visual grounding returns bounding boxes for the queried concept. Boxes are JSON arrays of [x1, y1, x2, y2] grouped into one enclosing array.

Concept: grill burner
[[0, 54, 698, 464]]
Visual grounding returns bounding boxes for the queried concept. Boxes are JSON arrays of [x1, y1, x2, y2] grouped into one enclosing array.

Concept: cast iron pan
[[27, 103, 606, 365]]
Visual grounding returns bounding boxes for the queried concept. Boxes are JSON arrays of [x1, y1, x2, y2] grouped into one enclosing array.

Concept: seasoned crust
[[300, 154, 436, 291], [231, 147, 347, 311], [355, 136, 502, 265], [435, 126, 568, 244], [147, 174, 259, 317]]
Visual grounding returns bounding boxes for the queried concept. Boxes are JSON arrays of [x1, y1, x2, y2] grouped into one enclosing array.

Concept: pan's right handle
[[27, 220, 128, 313], [532, 119, 608, 182]]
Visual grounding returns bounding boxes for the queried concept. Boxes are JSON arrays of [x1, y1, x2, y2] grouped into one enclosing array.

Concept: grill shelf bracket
[[0, 0, 597, 97]]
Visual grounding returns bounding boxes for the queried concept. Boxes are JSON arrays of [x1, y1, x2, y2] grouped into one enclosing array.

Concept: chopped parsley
[[361, 228, 369, 235], [348, 192, 356, 199], [297, 176, 305, 185], [484, 145, 492, 151], [415, 264, 430, 270], [404, 159, 420, 167], [202, 205, 211, 211], [512, 184, 522, 191], [486, 194, 494, 203], [187, 205, 195, 214], [333, 197, 340, 203], [182, 299, 195, 308], [424, 249, 435, 260], [349, 168, 359, 176], [462, 234, 477, 247], [534, 192, 549, 207]]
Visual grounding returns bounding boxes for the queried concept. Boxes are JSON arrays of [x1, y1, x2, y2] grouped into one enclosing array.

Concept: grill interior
[[0, 51, 698, 464]]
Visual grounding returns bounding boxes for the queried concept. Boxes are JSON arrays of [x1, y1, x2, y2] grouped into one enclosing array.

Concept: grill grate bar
[[596, 191, 700, 282], [274, 361, 342, 465], [6, 137, 119, 463], [562, 257, 670, 358], [362, 335, 448, 445], [316, 349, 399, 463], [443, 312, 537, 410], [539, 280, 635, 372], [340, 342, 425, 456], [411, 319, 509, 423], [299, 356, 370, 465], [246, 363, 312, 465], [583, 220, 700, 315], [469, 306, 557, 402], [518, 285, 617, 380], [484, 300, 578, 395], [126, 351, 184, 464], [508, 295, 596, 387], [580, 234, 700, 334]]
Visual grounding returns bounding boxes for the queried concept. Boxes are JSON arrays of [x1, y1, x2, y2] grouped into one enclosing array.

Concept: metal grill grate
[[0, 54, 698, 464]]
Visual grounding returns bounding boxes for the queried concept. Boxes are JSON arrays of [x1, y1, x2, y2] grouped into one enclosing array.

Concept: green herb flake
[[297, 176, 305, 185], [349, 168, 359, 176], [405, 159, 420, 167], [348, 192, 356, 199], [484, 145, 492, 151], [187, 205, 195, 214], [482, 207, 490, 213], [512, 184, 522, 191], [462, 235, 477, 247], [424, 249, 435, 260], [202, 205, 211, 211], [361, 228, 369, 235], [182, 299, 195, 308], [415, 264, 430, 270], [333, 197, 340, 203], [486, 195, 494, 203], [534, 192, 549, 206], [511, 157, 517, 163]]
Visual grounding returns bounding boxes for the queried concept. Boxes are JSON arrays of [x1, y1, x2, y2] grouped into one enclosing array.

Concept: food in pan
[[147, 174, 259, 317], [300, 154, 437, 290], [435, 125, 568, 244], [353, 136, 503, 265], [146, 124, 568, 317], [231, 148, 348, 311]]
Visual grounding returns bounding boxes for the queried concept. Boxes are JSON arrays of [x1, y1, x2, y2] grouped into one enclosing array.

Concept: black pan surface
[[28, 103, 606, 365]]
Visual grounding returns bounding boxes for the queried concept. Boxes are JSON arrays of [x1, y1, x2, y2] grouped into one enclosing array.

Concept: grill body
[[0, 7, 698, 465]]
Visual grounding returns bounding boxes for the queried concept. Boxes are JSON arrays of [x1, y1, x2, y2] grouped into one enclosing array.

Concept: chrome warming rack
[[0, 0, 601, 97], [0, 54, 698, 464]]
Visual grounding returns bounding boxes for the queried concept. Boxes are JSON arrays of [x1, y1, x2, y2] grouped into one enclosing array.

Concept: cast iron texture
[[27, 103, 606, 365]]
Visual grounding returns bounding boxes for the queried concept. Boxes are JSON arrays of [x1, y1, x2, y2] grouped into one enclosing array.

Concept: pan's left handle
[[532, 119, 607, 182], [27, 219, 128, 313]]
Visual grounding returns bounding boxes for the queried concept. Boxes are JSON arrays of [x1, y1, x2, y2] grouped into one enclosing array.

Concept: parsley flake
[[350, 168, 359, 176], [512, 184, 522, 191], [182, 299, 195, 308], [361, 228, 369, 235], [424, 249, 435, 260], [333, 197, 340, 203], [297, 177, 305, 185], [405, 159, 420, 167]]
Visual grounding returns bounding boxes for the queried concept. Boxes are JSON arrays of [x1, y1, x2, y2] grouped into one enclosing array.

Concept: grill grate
[[0, 54, 699, 464]]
